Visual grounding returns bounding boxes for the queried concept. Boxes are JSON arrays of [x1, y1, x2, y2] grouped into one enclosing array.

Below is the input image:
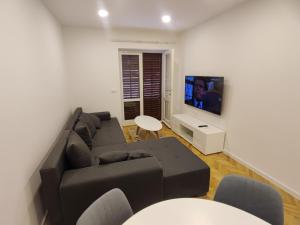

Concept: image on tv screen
[[185, 76, 224, 115]]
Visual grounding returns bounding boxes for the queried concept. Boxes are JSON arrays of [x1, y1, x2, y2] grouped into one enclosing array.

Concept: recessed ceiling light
[[98, 9, 109, 18], [162, 15, 171, 23]]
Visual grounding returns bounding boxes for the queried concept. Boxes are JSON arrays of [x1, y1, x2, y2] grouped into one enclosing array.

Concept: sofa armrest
[[90, 111, 111, 121], [60, 157, 163, 225]]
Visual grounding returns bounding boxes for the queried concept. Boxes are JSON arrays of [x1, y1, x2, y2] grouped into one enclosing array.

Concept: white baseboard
[[223, 149, 300, 200], [40, 210, 48, 225]]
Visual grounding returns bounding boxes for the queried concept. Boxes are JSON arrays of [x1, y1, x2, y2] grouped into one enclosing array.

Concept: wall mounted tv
[[185, 76, 224, 115]]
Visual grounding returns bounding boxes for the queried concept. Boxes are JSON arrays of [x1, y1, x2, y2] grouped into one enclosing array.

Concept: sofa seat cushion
[[92, 118, 126, 147], [92, 143, 128, 155], [92, 137, 210, 198]]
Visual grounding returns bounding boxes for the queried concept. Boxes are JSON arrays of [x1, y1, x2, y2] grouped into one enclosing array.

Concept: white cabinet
[[171, 114, 225, 155]]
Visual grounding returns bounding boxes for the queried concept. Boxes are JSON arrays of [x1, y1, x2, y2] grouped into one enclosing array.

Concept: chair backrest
[[214, 174, 283, 225], [76, 188, 133, 225]]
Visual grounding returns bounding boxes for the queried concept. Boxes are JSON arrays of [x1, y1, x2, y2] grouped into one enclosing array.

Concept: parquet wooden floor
[[123, 125, 300, 225]]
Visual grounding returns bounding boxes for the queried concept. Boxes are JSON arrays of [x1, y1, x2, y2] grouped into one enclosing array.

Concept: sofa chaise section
[[93, 137, 210, 199]]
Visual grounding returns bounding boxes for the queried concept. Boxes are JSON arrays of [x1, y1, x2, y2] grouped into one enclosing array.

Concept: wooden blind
[[124, 101, 140, 120], [122, 55, 140, 99], [143, 53, 162, 120]]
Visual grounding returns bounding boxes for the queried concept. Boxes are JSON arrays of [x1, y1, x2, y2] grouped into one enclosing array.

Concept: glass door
[[120, 51, 164, 125], [120, 53, 143, 125]]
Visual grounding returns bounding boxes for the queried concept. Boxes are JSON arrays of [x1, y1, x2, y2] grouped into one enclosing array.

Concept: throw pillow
[[80, 113, 96, 137], [90, 114, 101, 129], [98, 150, 153, 165], [128, 150, 152, 160], [66, 131, 93, 169], [99, 151, 129, 164], [74, 121, 93, 149]]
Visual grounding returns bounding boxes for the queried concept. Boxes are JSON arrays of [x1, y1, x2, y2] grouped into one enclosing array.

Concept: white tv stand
[[171, 114, 225, 155]]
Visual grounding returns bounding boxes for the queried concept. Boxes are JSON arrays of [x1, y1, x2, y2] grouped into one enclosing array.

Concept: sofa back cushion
[[90, 114, 101, 128], [66, 131, 93, 169], [40, 130, 70, 225], [74, 121, 93, 149], [64, 107, 82, 130], [79, 113, 97, 137]]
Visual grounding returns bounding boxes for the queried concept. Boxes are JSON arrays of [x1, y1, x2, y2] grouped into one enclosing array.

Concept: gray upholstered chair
[[214, 174, 283, 225], [76, 188, 133, 225]]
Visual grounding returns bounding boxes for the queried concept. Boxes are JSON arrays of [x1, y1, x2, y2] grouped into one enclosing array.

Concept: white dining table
[[123, 198, 270, 225]]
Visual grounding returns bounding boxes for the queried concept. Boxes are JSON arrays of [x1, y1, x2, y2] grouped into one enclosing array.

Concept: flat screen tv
[[185, 76, 224, 115]]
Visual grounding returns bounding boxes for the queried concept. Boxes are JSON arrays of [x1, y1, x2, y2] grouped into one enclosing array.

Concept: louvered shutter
[[122, 55, 140, 99], [122, 55, 140, 120], [143, 53, 162, 120]]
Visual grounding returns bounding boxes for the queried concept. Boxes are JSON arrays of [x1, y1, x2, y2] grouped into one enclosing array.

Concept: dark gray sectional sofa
[[40, 107, 210, 225]]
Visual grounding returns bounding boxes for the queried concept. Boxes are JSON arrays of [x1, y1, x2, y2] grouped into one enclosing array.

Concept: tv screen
[[185, 76, 224, 115]]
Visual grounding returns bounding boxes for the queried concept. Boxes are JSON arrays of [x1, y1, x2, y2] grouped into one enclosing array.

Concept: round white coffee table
[[134, 115, 162, 139], [123, 198, 270, 225]]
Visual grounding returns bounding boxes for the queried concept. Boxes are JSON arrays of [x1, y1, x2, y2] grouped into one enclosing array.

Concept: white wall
[[179, 0, 300, 197], [63, 27, 180, 122], [0, 1, 70, 225]]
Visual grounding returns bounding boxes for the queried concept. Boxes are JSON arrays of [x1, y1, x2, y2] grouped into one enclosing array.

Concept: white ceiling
[[42, 0, 248, 31]]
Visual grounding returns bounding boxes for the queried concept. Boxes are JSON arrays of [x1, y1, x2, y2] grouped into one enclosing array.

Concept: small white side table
[[134, 115, 162, 139]]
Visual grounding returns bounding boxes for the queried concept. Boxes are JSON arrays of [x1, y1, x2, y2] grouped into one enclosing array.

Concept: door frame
[[161, 50, 174, 127], [119, 49, 174, 126]]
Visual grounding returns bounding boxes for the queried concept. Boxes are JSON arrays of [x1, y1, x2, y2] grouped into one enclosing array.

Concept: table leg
[[136, 126, 140, 135], [146, 131, 150, 140], [154, 131, 160, 139]]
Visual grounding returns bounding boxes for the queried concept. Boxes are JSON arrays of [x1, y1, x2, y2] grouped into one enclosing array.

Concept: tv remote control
[[198, 125, 208, 128]]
